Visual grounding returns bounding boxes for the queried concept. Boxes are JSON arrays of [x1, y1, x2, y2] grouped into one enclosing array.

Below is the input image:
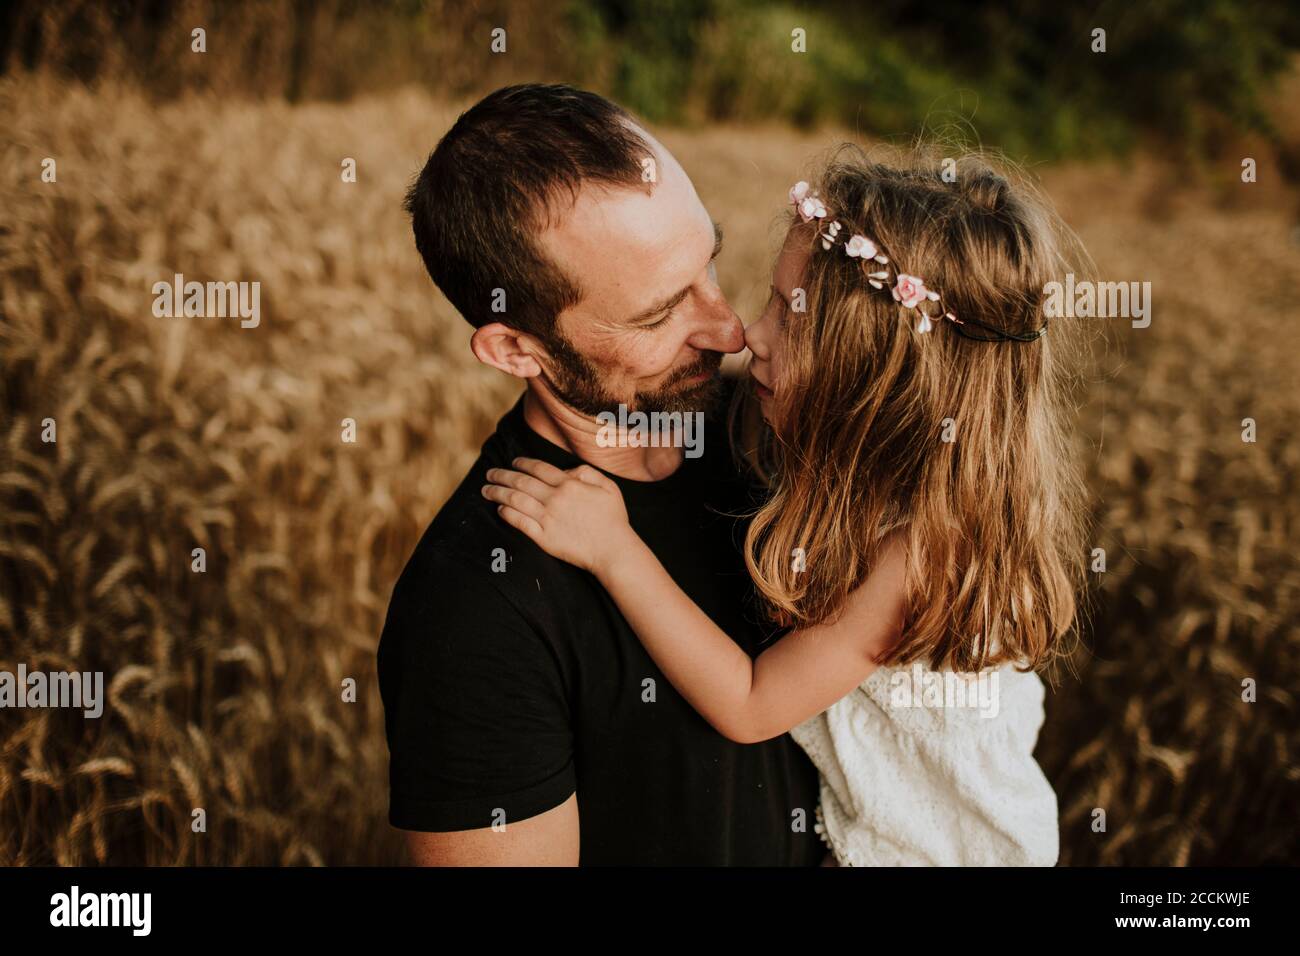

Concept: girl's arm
[[483, 457, 907, 744]]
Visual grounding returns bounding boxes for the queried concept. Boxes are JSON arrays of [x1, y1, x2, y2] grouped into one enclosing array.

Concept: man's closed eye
[[641, 308, 674, 330]]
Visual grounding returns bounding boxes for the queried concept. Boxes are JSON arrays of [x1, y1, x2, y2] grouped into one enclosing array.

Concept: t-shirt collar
[[499, 395, 698, 510]]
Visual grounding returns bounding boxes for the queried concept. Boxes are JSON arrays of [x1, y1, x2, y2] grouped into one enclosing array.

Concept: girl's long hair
[[733, 144, 1092, 672]]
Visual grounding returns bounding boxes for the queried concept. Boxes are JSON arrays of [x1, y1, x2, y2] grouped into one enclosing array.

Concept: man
[[378, 84, 825, 865]]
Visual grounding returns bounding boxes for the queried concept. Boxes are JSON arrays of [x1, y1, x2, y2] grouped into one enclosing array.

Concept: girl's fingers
[[510, 457, 568, 487], [485, 467, 553, 501], [481, 483, 545, 520], [496, 504, 543, 541]]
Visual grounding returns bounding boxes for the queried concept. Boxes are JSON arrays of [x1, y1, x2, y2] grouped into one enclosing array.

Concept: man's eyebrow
[[625, 221, 724, 325]]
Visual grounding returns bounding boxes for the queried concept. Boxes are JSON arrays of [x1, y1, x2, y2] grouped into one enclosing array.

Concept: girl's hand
[[482, 457, 634, 573]]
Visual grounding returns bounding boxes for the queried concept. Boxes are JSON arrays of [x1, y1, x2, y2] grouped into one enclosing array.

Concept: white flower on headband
[[799, 196, 827, 222], [845, 234, 890, 267], [789, 181, 827, 222], [821, 220, 842, 250], [844, 234, 876, 259], [892, 274, 939, 310]]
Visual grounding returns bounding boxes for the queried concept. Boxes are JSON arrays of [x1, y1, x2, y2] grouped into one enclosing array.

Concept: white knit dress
[[789, 660, 1059, 866]]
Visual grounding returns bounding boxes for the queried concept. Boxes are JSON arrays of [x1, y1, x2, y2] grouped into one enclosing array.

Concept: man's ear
[[470, 322, 546, 378]]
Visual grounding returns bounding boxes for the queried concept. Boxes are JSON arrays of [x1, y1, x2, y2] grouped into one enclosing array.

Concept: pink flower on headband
[[844, 235, 878, 259], [789, 181, 811, 204], [892, 274, 939, 310]]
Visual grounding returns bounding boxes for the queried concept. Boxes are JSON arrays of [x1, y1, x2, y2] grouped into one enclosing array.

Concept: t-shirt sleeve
[[377, 554, 576, 832]]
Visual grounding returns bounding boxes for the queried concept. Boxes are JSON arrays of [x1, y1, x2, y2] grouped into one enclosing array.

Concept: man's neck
[[522, 382, 684, 482]]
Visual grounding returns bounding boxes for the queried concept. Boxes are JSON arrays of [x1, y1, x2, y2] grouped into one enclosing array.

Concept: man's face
[[534, 130, 745, 416]]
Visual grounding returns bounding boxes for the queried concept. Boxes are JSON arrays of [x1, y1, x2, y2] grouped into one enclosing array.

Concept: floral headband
[[789, 181, 1047, 342]]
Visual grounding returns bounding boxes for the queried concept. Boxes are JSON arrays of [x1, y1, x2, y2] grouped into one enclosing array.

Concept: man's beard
[[538, 329, 725, 418]]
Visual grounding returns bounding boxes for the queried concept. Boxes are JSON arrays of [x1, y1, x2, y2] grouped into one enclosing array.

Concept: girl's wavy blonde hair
[[733, 143, 1092, 672]]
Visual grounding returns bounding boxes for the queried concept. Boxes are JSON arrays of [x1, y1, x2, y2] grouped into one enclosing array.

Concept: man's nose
[[690, 293, 746, 354]]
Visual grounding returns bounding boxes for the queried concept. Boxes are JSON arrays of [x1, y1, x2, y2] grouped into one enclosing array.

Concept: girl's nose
[[744, 319, 768, 359]]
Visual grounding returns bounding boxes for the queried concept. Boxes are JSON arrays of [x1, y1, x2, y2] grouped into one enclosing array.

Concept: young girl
[[483, 147, 1089, 866]]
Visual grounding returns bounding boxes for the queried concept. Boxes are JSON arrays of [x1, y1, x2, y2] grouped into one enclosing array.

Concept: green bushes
[[2, 1, 1296, 161]]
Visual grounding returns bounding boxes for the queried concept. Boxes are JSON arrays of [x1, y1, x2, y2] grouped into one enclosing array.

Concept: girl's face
[[744, 226, 810, 429]]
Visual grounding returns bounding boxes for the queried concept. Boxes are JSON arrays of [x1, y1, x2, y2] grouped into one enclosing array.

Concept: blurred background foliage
[[3, 0, 1299, 158]]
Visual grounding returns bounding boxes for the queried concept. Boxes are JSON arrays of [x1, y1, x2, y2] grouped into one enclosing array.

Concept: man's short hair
[[404, 84, 653, 337]]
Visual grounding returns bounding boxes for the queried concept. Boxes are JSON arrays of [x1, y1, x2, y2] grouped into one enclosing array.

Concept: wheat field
[[0, 75, 1296, 865]]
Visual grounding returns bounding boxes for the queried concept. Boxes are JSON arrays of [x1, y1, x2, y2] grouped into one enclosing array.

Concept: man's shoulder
[[383, 427, 578, 638], [390, 479, 557, 610], [377, 499, 568, 696]]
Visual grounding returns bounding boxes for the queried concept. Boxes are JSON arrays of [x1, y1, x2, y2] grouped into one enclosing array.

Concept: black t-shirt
[[376, 388, 824, 865]]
